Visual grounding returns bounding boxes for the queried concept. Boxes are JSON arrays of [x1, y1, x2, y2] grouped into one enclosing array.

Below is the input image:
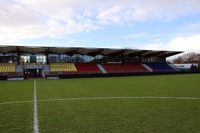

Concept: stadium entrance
[[20, 55, 46, 78], [24, 64, 43, 78], [24, 69, 41, 77]]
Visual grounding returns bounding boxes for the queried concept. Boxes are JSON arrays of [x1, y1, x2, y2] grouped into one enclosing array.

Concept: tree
[[172, 52, 200, 68], [172, 56, 184, 64]]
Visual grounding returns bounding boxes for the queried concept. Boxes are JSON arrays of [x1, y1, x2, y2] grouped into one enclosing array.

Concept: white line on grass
[[1, 96, 200, 106], [34, 80, 39, 133], [0, 100, 33, 105], [37, 96, 200, 102]]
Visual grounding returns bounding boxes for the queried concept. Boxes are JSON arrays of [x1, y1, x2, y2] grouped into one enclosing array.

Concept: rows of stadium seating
[[0, 63, 16, 73], [0, 63, 176, 75], [146, 63, 175, 72], [75, 63, 101, 74], [102, 63, 148, 73], [50, 63, 101, 73], [50, 63, 77, 72], [49, 63, 175, 74]]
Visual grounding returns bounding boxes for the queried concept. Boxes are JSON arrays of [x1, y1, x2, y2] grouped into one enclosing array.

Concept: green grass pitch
[[0, 74, 200, 133]]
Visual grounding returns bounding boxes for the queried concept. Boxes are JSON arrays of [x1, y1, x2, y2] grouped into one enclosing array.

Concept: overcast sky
[[0, 0, 200, 51]]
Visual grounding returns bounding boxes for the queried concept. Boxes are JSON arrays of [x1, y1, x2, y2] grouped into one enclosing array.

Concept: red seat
[[102, 63, 148, 73], [75, 63, 101, 74]]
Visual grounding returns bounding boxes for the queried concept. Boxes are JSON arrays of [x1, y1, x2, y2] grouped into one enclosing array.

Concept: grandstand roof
[[0, 46, 182, 57]]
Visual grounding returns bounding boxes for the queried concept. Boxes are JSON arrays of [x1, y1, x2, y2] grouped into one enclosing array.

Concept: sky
[[0, 0, 200, 52]]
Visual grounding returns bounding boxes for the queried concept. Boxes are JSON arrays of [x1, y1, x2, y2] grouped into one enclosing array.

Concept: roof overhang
[[0, 46, 183, 57]]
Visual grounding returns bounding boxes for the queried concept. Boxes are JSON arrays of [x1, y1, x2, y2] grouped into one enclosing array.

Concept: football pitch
[[0, 74, 200, 133]]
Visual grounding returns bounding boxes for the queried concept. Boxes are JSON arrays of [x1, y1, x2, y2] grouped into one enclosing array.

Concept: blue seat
[[146, 63, 175, 72]]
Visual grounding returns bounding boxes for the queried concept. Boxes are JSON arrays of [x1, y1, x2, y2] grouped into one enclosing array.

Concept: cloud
[[97, 0, 200, 24], [0, 0, 200, 45], [140, 34, 200, 51]]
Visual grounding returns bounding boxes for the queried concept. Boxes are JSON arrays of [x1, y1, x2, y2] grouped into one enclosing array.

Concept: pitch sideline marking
[[34, 80, 39, 133], [0, 100, 33, 105], [37, 96, 200, 102], [1, 96, 200, 105]]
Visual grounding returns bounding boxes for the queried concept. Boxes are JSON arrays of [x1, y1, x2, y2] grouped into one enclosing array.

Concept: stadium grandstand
[[0, 46, 183, 80]]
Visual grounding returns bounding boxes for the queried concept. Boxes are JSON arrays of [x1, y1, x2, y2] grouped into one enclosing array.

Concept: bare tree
[[172, 52, 200, 67], [172, 56, 184, 64]]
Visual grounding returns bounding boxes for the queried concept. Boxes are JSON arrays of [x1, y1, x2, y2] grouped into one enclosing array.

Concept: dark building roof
[[0, 46, 182, 57]]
